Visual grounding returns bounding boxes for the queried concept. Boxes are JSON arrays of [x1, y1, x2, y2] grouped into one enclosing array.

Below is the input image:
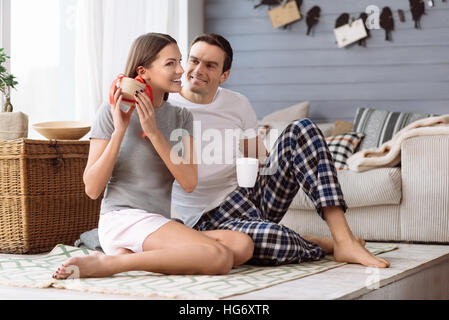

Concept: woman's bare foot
[[333, 237, 390, 268], [303, 235, 365, 254], [52, 252, 116, 279]]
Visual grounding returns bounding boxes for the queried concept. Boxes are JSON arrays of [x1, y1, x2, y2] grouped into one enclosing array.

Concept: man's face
[[184, 41, 230, 96]]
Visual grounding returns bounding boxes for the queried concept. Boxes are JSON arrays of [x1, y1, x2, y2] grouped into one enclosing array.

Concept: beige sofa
[[280, 132, 449, 243]]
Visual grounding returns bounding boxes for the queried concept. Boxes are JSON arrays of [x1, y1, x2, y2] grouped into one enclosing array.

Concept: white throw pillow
[[261, 101, 310, 123], [316, 122, 335, 138]]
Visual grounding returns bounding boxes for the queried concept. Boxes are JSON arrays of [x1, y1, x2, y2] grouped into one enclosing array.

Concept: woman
[[52, 33, 253, 279]]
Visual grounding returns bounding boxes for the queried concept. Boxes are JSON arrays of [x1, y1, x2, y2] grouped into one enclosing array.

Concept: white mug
[[236, 157, 259, 188]]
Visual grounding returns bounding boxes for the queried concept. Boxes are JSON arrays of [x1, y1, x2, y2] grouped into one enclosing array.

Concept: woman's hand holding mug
[[110, 87, 135, 136]]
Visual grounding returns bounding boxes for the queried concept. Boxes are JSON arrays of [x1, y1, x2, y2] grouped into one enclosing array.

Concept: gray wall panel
[[205, 0, 449, 122], [207, 10, 449, 34]]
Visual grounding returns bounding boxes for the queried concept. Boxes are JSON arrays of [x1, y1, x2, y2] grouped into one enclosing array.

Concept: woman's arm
[[134, 91, 198, 193], [149, 133, 198, 193], [83, 88, 135, 199], [83, 133, 125, 199]]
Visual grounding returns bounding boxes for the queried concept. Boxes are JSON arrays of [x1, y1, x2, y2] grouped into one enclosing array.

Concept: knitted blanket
[[347, 115, 449, 172]]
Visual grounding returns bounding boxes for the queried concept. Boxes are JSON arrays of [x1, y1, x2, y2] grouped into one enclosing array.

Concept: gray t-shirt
[[90, 101, 193, 217]]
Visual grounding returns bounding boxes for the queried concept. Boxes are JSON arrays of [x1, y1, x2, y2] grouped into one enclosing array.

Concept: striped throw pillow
[[326, 132, 365, 170], [353, 107, 438, 151]]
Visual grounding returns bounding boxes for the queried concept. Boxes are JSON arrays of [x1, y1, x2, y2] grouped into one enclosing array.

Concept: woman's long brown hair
[[124, 33, 177, 101]]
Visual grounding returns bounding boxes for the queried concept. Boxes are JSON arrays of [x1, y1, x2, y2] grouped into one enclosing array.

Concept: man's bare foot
[[333, 237, 390, 268], [52, 252, 116, 279], [303, 235, 365, 254]]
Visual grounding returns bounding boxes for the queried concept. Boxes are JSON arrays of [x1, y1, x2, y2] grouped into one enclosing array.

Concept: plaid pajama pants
[[193, 118, 348, 266]]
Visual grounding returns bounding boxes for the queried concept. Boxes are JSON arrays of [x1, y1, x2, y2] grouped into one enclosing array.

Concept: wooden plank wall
[[205, 0, 449, 122]]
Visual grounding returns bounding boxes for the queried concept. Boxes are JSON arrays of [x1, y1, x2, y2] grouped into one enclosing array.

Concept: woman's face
[[140, 43, 184, 93]]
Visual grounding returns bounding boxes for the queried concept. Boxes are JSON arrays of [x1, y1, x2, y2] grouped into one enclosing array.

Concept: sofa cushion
[[353, 107, 438, 151], [332, 120, 354, 136], [290, 167, 402, 210], [316, 122, 334, 138], [261, 101, 310, 123], [325, 132, 365, 170]]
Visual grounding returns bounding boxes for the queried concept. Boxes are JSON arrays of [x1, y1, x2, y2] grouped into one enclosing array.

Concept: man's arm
[[240, 136, 268, 163]]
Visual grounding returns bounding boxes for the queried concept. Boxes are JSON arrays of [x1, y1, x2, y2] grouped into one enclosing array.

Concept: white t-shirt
[[168, 87, 258, 227]]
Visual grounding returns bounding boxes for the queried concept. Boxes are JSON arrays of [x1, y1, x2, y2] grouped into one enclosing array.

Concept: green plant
[[0, 48, 18, 112]]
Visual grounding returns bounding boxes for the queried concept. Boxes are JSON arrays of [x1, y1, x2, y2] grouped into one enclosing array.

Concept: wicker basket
[[0, 139, 101, 254]]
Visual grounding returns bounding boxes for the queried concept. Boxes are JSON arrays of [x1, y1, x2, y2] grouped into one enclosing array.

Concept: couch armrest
[[400, 135, 449, 242]]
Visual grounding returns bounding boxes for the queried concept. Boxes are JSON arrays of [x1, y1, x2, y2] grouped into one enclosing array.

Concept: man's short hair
[[190, 33, 233, 73]]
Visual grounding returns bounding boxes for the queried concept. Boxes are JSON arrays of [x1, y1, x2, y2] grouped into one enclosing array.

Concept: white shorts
[[98, 208, 171, 255]]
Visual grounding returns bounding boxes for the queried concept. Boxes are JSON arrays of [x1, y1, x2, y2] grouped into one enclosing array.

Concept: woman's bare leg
[[52, 222, 235, 279], [200, 230, 254, 265], [323, 206, 390, 268], [114, 248, 133, 255]]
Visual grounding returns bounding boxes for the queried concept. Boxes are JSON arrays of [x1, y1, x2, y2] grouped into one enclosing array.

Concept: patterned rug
[[0, 243, 397, 299]]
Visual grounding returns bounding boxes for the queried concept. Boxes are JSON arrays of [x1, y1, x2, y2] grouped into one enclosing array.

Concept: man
[[168, 34, 389, 268]]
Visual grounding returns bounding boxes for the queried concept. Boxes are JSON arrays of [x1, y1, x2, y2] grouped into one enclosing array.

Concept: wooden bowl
[[32, 121, 91, 140]]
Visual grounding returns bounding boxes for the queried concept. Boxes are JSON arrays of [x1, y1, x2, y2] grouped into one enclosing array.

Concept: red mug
[[109, 74, 153, 108], [109, 74, 154, 138]]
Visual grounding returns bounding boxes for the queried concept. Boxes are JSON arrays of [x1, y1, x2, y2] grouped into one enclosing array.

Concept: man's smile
[[190, 75, 208, 84]]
